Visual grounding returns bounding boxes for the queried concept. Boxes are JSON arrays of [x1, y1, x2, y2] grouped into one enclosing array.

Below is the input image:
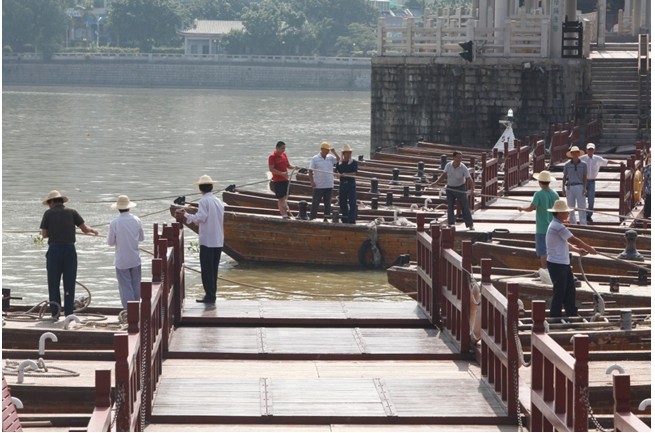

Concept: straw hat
[[111, 195, 136, 210], [342, 144, 353, 152], [586, 143, 596, 150], [533, 170, 554, 183], [320, 141, 331, 150], [193, 174, 218, 185], [42, 190, 68, 205], [566, 146, 582, 158], [547, 199, 572, 213]]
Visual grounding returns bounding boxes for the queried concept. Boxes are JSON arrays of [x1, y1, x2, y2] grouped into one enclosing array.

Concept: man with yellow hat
[[308, 141, 340, 220], [545, 199, 597, 318], [518, 170, 560, 280], [561, 146, 587, 225], [40, 190, 99, 318]]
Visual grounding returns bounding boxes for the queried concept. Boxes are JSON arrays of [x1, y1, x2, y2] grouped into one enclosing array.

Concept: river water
[[2, 85, 401, 308]]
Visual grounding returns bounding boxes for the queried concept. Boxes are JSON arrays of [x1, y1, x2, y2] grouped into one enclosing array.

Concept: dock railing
[[478, 260, 519, 419], [415, 215, 440, 325], [480, 152, 499, 208], [612, 374, 651, 432], [528, 133, 547, 175], [84, 370, 112, 432], [85, 222, 184, 432], [503, 140, 531, 193], [619, 162, 635, 223], [548, 122, 574, 167], [529, 301, 590, 432]]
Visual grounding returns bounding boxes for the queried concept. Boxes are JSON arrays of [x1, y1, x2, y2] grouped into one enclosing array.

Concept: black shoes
[[196, 298, 216, 304]]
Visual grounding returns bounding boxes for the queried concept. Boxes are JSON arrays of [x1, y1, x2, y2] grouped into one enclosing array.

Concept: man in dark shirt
[[335, 144, 358, 223], [40, 190, 98, 318]]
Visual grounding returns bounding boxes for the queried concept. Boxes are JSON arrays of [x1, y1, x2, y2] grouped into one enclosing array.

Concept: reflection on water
[[2, 85, 405, 307]]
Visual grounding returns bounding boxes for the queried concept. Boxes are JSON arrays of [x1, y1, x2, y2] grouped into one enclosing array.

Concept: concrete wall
[[2, 60, 371, 91], [371, 56, 591, 152]]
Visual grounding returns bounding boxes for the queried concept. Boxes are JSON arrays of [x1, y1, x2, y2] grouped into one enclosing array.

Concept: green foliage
[[108, 0, 183, 51], [335, 23, 376, 57], [3, 0, 69, 53], [182, 0, 248, 23]]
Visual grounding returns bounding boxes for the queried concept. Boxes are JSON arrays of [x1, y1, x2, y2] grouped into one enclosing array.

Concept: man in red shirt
[[268, 141, 298, 218]]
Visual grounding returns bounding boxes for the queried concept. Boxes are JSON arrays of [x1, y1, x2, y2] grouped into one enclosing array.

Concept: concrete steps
[[590, 57, 650, 148]]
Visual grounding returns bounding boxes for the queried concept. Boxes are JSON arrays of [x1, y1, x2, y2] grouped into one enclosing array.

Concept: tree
[[107, 0, 183, 51], [2, 0, 70, 53], [335, 23, 376, 57], [182, 0, 248, 22]]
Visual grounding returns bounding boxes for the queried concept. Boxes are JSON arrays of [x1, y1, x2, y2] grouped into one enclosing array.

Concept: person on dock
[[580, 142, 619, 223], [107, 195, 144, 309], [517, 170, 560, 283], [268, 140, 298, 218], [177, 175, 225, 304], [545, 199, 597, 318], [335, 144, 358, 223], [308, 141, 340, 221], [643, 151, 651, 220], [429, 151, 474, 230], [561, 146, 587, 225], [39, 190, 99, 318]]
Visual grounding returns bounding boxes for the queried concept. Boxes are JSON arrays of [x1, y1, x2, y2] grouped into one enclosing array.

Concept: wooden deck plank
[[143, 423, 519, 431], [167, 327, 456, 357]]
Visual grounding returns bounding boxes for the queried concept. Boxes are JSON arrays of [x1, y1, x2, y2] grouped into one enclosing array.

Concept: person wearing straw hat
[[178, 175, 225, 304], [430, 151, 475, 230], [335, 144, 358, 223], [580, 143, 619, 223], [518, 170, 560, 281], [308, 141, 340, 220], [39, 190, 99, 318], [268, 141, 299, 218], [561, 145, 588, 225], [545, 199, 597, 318], [107, 195, 144, 309]]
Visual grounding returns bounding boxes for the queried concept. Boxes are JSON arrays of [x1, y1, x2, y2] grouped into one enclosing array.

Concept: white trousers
[[116, 266, 141, 309], [566, 184, 587, 225]]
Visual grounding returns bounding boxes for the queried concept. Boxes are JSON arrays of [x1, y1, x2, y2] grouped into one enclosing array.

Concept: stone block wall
[[2, 60, 371, 91], [371, 56, 591, 152]]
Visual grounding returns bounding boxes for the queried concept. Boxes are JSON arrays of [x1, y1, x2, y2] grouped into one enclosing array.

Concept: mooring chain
[[140, 317, 149, 431], [580, 385, 614, 432], [512, 319, 530, 368], [110, 384, 125, 430], [511, 354, 524, 431]]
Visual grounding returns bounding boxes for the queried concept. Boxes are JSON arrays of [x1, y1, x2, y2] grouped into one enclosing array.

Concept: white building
[[177, 20, 245, 55]]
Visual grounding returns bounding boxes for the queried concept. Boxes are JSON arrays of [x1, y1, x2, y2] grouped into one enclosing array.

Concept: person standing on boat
[[178, 175, 224, 304], [545, 199, 597, 318], [518, 170, 560, 282], [40, 190, 99, 318], [268, 140, 298, 218], [580, 143, 619, 223], [561, 146, 587, 225], [336, 144, 358, 223], [429, 151, 475, 230], [308, 141, 340, 220], [107, 195, 144, 309]]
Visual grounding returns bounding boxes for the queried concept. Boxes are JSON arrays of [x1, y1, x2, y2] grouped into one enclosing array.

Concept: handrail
[[613, 374, 651, 432], [480, 152, 499, 208], [530, 301, 590, 432], [114, 302, 142, 432], [531, 133, 547, 175], [85, 370, 112, 432]]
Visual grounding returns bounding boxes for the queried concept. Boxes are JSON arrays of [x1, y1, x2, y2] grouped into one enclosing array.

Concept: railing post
[[573, 334, 590, 432]]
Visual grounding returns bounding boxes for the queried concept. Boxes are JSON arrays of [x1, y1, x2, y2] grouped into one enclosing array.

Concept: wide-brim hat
[[193, 174, 218, 185], [342, 144, 353, 152], [548, 199, 572, 213], [42, 190, 68, 205], [533, 170, 554, 183], [586, 142, 596, 150], [111, 195, 136, 210], [320, 141, 331, 150], [566, 146, 582, 158]]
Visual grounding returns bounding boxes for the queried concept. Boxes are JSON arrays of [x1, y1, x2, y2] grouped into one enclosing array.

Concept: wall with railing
[[377, 10, 551, 58]]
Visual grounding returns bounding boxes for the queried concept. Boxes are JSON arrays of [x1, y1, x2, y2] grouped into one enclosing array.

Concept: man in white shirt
[[179, 175, 225, 304], [430, 151, 475, 230], [107, 195, 144, 309], [308, 141, 340, 220], [580, 142, 617, 223]]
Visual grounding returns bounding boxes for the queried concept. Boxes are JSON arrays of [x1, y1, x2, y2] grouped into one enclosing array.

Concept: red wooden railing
[[479, 259, 519, 418], [114, 302, 142, 432], [585, 119, 602, 144], [416, 214, 439, 324], [530, 301, 590, 432], [532, 134, 547, 175], [480, 152, 499, 208], [2, 375, 23, 432], [502, 140, 531, 193], [613, 374, 651, 432], [85, 370, 112, 432], [549, 123, 572, 167], [619, 162, 635, 222]]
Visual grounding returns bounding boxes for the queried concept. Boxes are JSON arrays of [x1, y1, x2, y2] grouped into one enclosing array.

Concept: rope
[[3, 358, 80, 378]]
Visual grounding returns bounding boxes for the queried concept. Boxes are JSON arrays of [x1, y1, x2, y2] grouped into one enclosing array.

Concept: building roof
[[178, 20, 244, 37]]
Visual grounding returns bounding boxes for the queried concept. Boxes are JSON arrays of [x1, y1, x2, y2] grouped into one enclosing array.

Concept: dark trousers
[[199, 245, 222, 300], [310, 188, 332, 219], [46, 244, 77, 316], [339, 181, 358, 223], [645, 193, 651, 218], [546, 261, 577, 317], [446, 184, 473, 228]]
